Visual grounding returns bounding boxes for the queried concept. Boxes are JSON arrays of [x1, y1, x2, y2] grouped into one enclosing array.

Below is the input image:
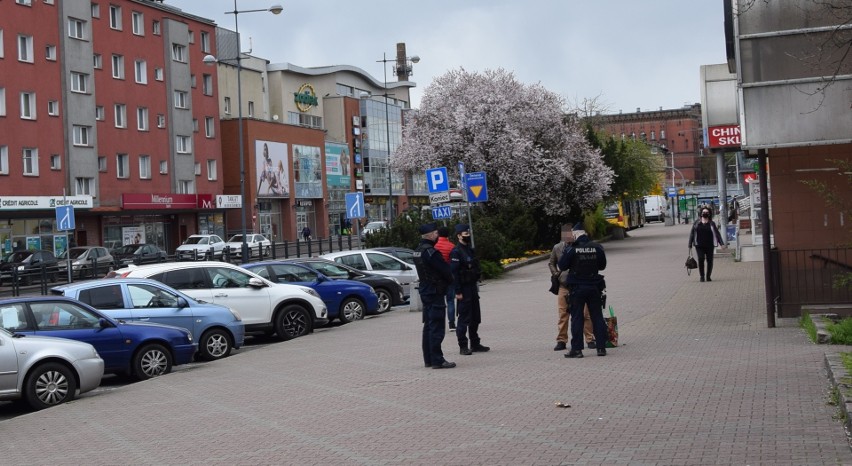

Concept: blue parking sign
[[426, 167, 449, 193]]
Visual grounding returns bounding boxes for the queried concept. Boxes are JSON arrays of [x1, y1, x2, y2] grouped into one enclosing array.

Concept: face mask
[[701, 212, 710, 218], [460, 235, 471, 243]]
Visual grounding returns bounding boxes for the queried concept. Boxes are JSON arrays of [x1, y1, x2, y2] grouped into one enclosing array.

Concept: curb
[[824, 351, 852, 433]]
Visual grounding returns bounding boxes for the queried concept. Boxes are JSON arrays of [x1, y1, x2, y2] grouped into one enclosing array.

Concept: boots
[[460, 345, 472, 355]]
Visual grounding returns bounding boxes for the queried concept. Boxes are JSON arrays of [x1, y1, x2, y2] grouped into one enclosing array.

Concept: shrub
[[479, 260, 504, 279]]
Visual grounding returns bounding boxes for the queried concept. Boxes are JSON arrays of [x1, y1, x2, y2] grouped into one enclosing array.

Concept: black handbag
[[548, 275, 560, 295], [685, 249, 698, 275]]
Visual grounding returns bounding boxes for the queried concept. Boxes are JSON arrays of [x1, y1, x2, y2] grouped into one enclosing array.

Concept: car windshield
[[113, 245, 140, 255], [62, 248, 87, 260], [184, 237, 207, 245], [227, 235, 244, 243], [2, 251, 32, 263]]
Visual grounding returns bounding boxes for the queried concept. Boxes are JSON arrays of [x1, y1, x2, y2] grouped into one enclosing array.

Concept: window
[[139, 155, 150, 179], [45, 45, 56, 60], [114, 104, 126, 128], [202, 74, 213, 96], [224, 97, 231, 114], [152, 20, 160, 35], [207, 159, 217, 181], [23, 148, 38, 176], [17, 0, 33, 5], [18, 35, 33, 62], [175, 135, 191, 154], [0, 29, 4, 59], [154, 67, 163, 81], [171, 44, 186, 62], [93, 53, 102, 69], [75, 177, 93, 195], [68, 19, 85, 39], [192, 118, 198, 132], [50, 154, 61, 170], [111, 54, 124, 79], [0, 146, 8, 175], [20, 92, 36, 119], [174, 90, 187, 109], [71, 72, 88, 93], [248, 101, 254, 117], [159, 160, 167, 174], [205, 117, 215, 138], [131, 11, 143, 35], [98, 156, 107, 172], [194, 162, 201, 176], [188, 31, 195, 44], [190, 74, 196, 88], [44, 0, 55, 4], [137, 107, 148, 131], [0, 88, 5, 116], [178, 180, 194, 194], [287, 112, 322, 129], [660, 130, 666, 140], [91, 3, 100, 18], [47, 100, 58, 116], [134, 59, 146, 84], [200, 31, 210, 53], [156, 114, 165, 128], [95, 106, 104, 120], [73, 125, 91, 146], [116, 153, 129, 178], [109, 5, 121, 30]]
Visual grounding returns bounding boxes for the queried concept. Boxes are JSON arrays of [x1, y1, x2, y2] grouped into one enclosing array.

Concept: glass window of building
[[116, 153, 129, 178], [109, 5, 121, 30], [22, 148, 38, 176], [139, 155, 151, 179]]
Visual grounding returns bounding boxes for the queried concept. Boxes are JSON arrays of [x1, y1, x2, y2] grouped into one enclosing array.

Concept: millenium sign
[[294, 83, 318, 112]]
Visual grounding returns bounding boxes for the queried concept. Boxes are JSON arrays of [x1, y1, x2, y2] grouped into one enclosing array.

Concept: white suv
[[108, 262, 328, 340], [175, 234, 227, 261]]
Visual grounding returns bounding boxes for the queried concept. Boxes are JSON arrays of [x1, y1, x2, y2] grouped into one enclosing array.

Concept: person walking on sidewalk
[[549, 223, 594, 351], [558, 222, 609, 358], [688, 206, 725, 282], [413, 223, 456, 369], [434, 226, 457, 329], [451, 224, 490, 356]]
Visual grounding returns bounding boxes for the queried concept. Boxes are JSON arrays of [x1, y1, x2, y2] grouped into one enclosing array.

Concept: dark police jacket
[[450, 242, 480, 291], [413, 239, 454, 297], [558, 234, 606, 288]]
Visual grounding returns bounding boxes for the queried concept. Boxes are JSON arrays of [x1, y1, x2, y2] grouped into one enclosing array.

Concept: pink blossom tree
[[395, 68, 613, 216]]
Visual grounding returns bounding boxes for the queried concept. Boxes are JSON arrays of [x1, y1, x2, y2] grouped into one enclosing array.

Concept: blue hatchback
[[52, 278, 245, 361], [242, 261, 379, 323], [0, 296, 196, 380]]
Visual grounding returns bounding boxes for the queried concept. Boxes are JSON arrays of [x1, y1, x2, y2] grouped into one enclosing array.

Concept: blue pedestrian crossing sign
[[56, 205, 76, 231], [465, 172, 488, 203], [345, 192, 365, 219], [432, 205, 452, 220], [426, 167, 449, 193]]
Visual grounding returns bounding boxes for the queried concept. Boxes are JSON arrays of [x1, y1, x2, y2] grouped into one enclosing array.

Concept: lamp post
[[376, 52, 419, 228], [204, 1, 282, 262]]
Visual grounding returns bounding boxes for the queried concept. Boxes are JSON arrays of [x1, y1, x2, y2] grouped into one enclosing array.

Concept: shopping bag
[[685, 249, 698, 275], [605, 305, 619, 348]]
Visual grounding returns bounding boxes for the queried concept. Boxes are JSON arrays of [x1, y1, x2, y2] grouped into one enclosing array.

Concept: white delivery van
[[643, 195, 667, 223]]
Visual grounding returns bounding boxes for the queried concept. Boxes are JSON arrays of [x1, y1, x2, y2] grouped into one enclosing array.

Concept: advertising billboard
[[255, 140, 290, 198], [325, 143, 351, 188], [293, 145, 323, 198]]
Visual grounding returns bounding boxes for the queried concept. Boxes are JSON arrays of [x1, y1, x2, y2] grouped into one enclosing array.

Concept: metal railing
[[771, 247, 852, 317]]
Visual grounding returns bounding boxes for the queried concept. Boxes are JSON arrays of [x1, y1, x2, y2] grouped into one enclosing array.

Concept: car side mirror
[[176, 297, 188, 308], [315, 273, 327, 283], [248, 277, 266, 288], [347, 271, 357, 279], [98, 318, 112, 329]]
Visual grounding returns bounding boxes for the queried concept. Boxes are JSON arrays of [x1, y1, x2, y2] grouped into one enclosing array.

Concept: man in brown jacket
[[548, 224, 593, 351]]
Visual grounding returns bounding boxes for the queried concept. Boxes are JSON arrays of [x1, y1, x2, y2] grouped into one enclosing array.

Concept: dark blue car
[[0, 296, 196, 380], [242, 261, 379, 323]]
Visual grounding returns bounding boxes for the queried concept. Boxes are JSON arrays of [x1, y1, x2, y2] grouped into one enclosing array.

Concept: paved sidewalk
[[2, 223, 850, 465]]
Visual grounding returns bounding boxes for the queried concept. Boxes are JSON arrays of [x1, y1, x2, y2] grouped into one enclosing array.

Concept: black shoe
[[432, 361, 456, 369], [700, 277, 705, 282], [553, 342, 567, 351], [565, 350, 583, 358], [460, 347, 472, 355], [706, 277, 712, 282], [449, 323, 456, 329], [597, 348, 607, 357], [587, 341, 596, 350], [471, 344, 490, 352]]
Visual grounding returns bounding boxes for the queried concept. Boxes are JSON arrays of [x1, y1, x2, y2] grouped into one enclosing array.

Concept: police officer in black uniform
[[413, 223, 456, 369], [558, 222, 608, 357], [451, 224, 490, 356]]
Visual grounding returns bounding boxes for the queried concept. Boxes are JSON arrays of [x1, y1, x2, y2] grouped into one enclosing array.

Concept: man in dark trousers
[[413, 223, 456, 369], [558, 222, 609, 357], [451, 224, 490, 356]]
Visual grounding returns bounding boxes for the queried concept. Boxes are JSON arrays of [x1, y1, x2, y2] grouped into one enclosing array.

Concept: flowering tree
[[395, 68, 613, 217]]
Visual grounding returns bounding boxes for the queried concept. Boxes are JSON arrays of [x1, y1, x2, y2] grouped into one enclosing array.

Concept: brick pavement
[[2, 223, 850, 465]]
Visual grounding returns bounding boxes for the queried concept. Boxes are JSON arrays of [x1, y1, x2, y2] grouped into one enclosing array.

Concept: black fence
[[771, 247, 852, 317]]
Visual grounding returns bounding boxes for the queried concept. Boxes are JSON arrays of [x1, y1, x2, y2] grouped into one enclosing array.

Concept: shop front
[[0, 196, 93, 258]]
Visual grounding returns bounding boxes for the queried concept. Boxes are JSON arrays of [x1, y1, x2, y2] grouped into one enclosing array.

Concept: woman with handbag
[[688, 205, 725, 282]]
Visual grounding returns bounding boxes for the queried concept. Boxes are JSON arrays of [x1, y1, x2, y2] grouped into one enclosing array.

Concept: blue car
[[242, 261, 379, 323], [52, 278, 245, 361], [0, 296, 196, 380]]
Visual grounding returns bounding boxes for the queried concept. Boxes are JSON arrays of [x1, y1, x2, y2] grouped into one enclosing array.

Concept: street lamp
[[203, 1, 282, 262], [376, 52, 419, 228]]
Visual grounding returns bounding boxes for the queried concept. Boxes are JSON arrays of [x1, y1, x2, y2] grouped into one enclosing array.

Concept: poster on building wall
[[122, 226, 146, 246], [53, 235, 68, 258], [26, 237, 41, 251], [325, 143, 351, 188], [255, 140, 290, 198], [293, 145, 323, 198]]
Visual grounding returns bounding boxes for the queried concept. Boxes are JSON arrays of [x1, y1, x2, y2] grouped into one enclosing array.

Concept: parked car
[[225, 234, 272, 259], [0, 296, 196, 380], [175, 234, 227, 261], [0, 326, 104, 410], [51, 278, 245, 361], [372, 247, 416, 265], [359, 221, 387, 241], [242, 261, 379, 323], [111, 244, 168, 266], [283, 258, 406, 313], [321, 250, 418, 297], [107, 261, 328, 341], [57, 246, 114, 279], [0, 250, 60, 286]]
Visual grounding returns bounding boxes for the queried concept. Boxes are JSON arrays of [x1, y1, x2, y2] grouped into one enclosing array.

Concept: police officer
[[558, 222, 608, 357], [413, 223, 456, 369], [451, 224, 490, 356]]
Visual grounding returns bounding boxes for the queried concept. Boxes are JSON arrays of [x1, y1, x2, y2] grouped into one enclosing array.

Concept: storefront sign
[[0, 196, 93, 211], [294, 83, 318, 112], [197, 194, 215, 209], [121, 193, 197, 210], [216, 195, 242, 209], [707, 124, 741, 148]]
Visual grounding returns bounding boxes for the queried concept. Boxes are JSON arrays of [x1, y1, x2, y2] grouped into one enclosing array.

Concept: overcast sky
[[165, 0, 727, 113]]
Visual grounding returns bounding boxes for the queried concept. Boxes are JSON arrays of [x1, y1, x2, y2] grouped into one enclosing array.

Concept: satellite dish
[[272, 114, 279, 121]]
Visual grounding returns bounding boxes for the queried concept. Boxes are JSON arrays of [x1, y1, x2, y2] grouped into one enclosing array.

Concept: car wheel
[[274, 304, 311, 341], [374, 288, 392, 313], [339, 297, 365, 323], [24, 362, 77, 410], [264, 246, 271, 257], [199, 328, 232, 361], [22, 273, 33, 286], [133, 343, 172, 380]]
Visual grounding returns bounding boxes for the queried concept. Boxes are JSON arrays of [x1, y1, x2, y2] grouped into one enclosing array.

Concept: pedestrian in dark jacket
[[451, 224, 490, 356], [413, 223, 456, 369], [688, 206, 725, 282]]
